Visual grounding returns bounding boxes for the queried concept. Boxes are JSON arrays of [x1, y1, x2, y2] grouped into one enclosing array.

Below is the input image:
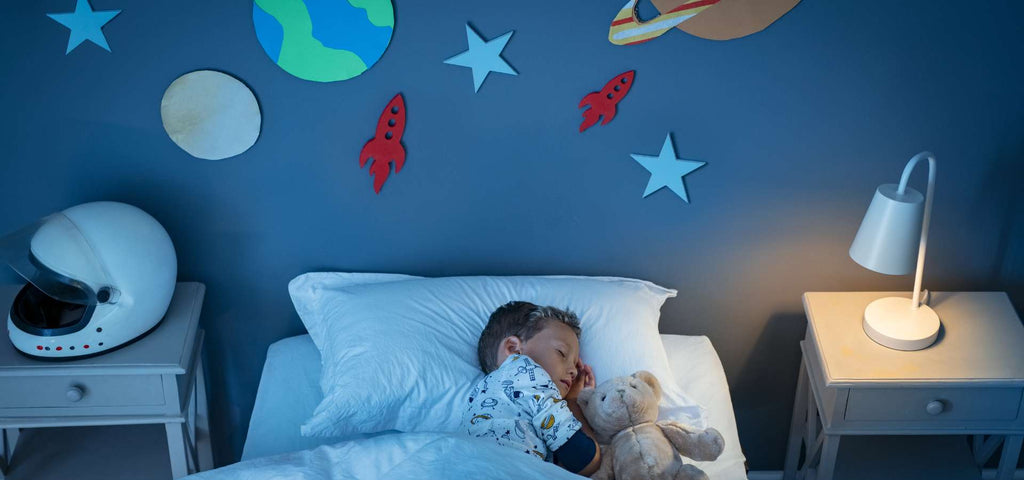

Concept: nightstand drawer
[[845, 387, 1022, 422], [0, 374, 165, 409]]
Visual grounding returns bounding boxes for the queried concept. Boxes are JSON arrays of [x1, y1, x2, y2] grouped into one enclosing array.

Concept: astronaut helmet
[[0, 201, 177, 359]]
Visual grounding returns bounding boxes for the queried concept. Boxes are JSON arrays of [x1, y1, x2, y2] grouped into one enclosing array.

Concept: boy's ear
[[576, 388, 594, 408], [501, 336, 523, 355]]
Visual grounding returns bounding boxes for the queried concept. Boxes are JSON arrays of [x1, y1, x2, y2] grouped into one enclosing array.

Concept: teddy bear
[[576, 371, 724, 480]]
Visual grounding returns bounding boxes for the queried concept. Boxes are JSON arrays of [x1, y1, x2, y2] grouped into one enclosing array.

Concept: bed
[[188, 273, 748, 479], [225, 333, 748, 479]]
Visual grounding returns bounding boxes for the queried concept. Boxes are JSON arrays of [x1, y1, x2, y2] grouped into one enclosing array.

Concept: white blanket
[[239, 334, 747, 480], [187, 431, 586, 480]]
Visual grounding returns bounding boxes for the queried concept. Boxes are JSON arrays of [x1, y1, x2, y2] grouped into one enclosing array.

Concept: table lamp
[[849, 151, 938, 351]]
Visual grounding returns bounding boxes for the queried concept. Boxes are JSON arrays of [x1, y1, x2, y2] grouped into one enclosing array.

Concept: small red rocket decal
[[359, 94, 407, 194], [578, 70, 635, 133]]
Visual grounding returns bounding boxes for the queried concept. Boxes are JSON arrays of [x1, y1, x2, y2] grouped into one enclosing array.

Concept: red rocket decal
[[360, 94, 407, 194], [578, 70, 635, 133]]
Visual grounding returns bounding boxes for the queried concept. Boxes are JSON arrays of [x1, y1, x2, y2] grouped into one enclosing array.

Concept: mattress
[[241, 334, 747, 479]]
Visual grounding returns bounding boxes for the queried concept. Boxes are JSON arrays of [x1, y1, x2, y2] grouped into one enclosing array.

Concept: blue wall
[[2, 0, 1022, 470]]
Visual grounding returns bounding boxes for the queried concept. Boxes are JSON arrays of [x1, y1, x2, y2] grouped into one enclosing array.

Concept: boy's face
[[505, 322, 580, 397]]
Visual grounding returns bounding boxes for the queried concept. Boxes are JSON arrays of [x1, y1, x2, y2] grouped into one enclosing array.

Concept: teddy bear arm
[[588, 444, 615, 480], [656, 422, 725, 462]]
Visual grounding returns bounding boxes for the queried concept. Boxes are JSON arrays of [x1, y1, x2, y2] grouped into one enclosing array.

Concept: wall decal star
[[47, 0, 121, 54], [630, 133, 706, 203], [443, 24, 517, 92]]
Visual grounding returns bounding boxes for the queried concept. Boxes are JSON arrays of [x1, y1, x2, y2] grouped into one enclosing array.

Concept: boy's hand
[[566, 359, 595, 400]]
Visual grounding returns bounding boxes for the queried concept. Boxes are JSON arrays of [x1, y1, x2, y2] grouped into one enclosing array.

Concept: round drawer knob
[[925, 400, 944, 415], [66, 386, 85, 402]]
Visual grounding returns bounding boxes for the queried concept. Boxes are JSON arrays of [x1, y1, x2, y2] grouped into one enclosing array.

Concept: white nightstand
[[783, 291, 1024, 480], [0, 282, 212, 479]]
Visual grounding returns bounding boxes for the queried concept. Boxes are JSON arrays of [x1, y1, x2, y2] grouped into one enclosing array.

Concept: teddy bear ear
[[632, 370, 662, 400], [576, 387, 594, 408]]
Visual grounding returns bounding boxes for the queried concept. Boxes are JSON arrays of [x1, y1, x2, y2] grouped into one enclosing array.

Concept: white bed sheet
[[240, 334, 747, 479]]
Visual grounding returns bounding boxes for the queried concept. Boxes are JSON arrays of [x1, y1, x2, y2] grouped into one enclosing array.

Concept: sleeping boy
[[462, 301, 601, 475]]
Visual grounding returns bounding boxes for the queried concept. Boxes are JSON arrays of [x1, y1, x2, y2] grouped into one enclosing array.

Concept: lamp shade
[[849, 183, 924, 275]]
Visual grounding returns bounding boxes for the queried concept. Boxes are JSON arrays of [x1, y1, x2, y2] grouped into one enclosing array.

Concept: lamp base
[[863, 296, 940, 351]]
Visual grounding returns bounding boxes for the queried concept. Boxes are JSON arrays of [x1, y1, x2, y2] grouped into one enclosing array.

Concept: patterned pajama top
[[461, 353, 582, 462]]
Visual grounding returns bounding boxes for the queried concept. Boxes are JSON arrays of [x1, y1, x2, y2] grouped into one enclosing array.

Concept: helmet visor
[[10, 282, 95, 336], [0, 213, 112, 305]]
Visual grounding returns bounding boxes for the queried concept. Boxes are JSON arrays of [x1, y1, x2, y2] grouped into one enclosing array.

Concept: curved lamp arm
[[897, 151, 936, 309]]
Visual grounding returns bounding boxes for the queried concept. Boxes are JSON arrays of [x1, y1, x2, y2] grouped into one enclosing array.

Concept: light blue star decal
[[444, 24, 517, 92], [47, 0, 121, 54], [630, 133, 706, 203]]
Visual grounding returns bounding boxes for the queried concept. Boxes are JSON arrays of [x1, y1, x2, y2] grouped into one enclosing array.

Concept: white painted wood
[[0, 283, 210, 478], [805, 372, 817, 457], [785, 291, 1024, 480], [783, 357, 808, 479], [165, 422, 188, 479], [194, 351, 213, 472], [815, 435, 840, 480], [0, 415, 184, 428], [845, 386, 1022, 422], [0, 428, 17, 475], [802, 292, 1024, 385], [1000, 436, 1024, 480], [982, 469, 1024, 480], [0, 374, 165, 408], [976, 435, 1004, 466]]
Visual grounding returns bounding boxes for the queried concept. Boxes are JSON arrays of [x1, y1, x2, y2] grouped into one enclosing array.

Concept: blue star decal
[[444, 24, 517, 92], [47, 0, 121, 54], [630, 134, 706, 203]]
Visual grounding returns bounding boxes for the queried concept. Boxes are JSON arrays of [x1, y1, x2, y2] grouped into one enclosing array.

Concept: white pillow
[[289, 272, 418, 351], [289, 273, 685, 437]]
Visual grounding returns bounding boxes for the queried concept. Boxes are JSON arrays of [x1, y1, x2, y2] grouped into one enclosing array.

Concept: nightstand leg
[[1, 428, 18, 473], [814, 434, 840, 480], [195, 351, 213, 471], [165, 422, 189, 479], [996, 435, 1022, 480], [784, 358, 809, 480], [805, 376, 818, 453], [973, 435, 1003, 466]]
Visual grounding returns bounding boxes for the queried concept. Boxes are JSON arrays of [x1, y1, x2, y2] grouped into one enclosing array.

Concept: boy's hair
[[477, 301, 581, 373]]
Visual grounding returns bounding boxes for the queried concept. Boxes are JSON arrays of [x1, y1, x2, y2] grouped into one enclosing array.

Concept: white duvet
[[226, 335, 747, 480], [187, 431, 585, 480]]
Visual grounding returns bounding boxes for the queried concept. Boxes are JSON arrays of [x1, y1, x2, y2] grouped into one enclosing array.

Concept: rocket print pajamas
[[462, 354, 582, 461]]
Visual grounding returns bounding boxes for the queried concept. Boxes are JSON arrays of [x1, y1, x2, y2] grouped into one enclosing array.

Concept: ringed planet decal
[[608, 0, 721, 45], [608, 0, 801, 45], [654, 0, 801, 40]]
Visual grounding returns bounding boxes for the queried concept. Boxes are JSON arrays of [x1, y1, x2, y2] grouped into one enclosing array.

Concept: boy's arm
[[561, 362, 600, 476], [564, 399, 601, 476]]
